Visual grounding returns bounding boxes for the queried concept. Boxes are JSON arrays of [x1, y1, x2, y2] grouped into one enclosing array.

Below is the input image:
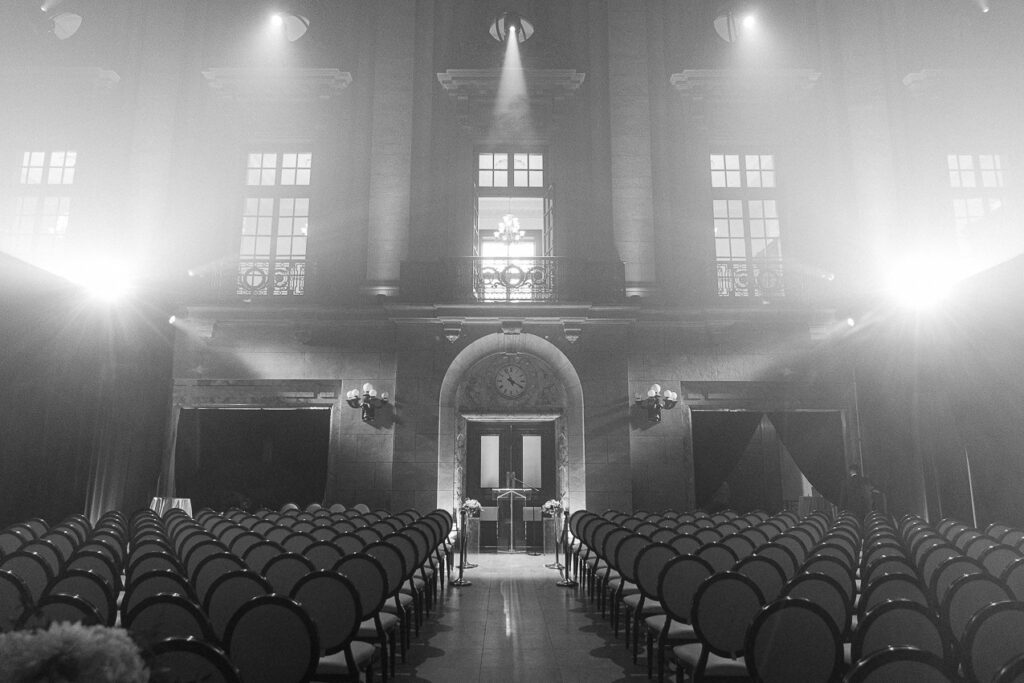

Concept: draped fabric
[[691, 411, 764, 508], [766, 411, 846, 507]]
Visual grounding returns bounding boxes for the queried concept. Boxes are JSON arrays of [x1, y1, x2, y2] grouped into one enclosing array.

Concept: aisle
[[393, 552, 648, 682]]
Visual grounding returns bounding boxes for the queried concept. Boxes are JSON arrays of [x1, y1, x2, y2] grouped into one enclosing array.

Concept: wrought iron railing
[[236, 258, 305, 297], [716, 259, 785, 298], [401, 257, 625, 304]]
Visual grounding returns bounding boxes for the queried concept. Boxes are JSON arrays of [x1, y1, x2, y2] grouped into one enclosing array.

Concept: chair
[[224, 594, 319, 683], [645, 554, 714, 682], [242, 540, 285, 574], [46, 568, 117, 626], [980, 545, 1023, 581], [303, 540, 346, 571], [363, 541, 417, 641], [125, 593, 216, 646], [623, 541, 676, 664], [16, 593, 102, 629], [940, 573, 1013, 646], [191, 551, 247, 605], [782, 572, 853, 638], [929, 556, 985, 607], [608, 532, 648, 638], [694, 542, 738, 574], [291, 571, 378, 682], [203, 569, 273, 642], [802, 554, 858, 605], [148, 636, 242, 683], [0, 550, 54, 605], [745, 598, 843, 683], [334, 553, 402, 677], [120, 569, 198, 625], [263, 552, 316, 596], [670, 571, 765, 682], [1001, 557, 1024, 601], [0, 570, 33, 631], [754, 543, 799, 580], [844, 646, 958, 683], [734, 554, 788, 604], [962, 601, 1024, 683], [857, 573, 931, 621], [852, 599, 949, 666], [126, 550, 186, 586]]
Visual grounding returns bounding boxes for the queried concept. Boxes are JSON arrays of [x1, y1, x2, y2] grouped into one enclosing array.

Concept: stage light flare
[[885, 252, 960, 311]]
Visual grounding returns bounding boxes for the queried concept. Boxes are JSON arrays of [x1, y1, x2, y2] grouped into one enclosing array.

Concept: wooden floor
[[392, 552, 648, 682]]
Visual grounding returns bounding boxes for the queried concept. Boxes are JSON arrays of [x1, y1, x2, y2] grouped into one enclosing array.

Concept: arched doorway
[[436, 333, 586, 517]]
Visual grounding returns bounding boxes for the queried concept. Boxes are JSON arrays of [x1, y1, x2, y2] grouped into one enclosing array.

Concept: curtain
[[691, 411, 764, 508], [766, 411, 846, 506]]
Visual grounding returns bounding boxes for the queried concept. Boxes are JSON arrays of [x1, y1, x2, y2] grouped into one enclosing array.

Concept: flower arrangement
[[460, 498, 482, 517], [0, 622, 148, 683], [542, 499, 563, 517]]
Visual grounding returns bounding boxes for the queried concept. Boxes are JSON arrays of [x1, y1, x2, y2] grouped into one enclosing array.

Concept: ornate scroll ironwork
[[236, 259, 305, 297], [716, 259, 785, 298]]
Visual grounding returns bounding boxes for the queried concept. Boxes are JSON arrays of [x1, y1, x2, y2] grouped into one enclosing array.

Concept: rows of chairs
[[0, 503, 454, 683], [567, 506, 1024, 682]]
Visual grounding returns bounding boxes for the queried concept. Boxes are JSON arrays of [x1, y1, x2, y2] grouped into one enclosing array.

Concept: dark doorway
[[466, 421, 555, 551], [174, 408, 330, 512]]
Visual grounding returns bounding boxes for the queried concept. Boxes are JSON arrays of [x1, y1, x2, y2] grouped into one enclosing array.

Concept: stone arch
[[436, 333, 585, 514]]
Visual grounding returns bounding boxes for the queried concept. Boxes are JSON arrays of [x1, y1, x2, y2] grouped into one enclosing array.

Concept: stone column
[[363, 1, 416, 298]]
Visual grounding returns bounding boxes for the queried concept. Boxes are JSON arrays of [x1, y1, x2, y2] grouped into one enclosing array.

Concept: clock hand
[[508, 378, 522, 387]]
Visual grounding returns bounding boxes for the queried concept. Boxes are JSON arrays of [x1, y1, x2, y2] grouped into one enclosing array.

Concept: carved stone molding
[[437, 68, 585, 132], [0, 66, 120, 92], [903, 68, 1018, 98], [671, 68, 821, 102], [202, 67, 352, 102]]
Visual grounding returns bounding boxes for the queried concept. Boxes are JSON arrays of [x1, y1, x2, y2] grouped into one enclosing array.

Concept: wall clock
[[494, 363, 528, 399]]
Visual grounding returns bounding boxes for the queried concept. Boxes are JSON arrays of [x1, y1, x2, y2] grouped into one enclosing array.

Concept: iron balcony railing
[[401, 257, 626, 304], [716, 258, 785, 298]]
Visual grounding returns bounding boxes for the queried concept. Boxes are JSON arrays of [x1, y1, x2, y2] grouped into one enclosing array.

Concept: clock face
[[495, 364, 528, 399]]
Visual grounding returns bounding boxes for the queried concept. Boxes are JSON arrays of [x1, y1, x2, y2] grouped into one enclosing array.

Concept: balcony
[[400, 257, 625, 304], [716, 259, 785, 299]]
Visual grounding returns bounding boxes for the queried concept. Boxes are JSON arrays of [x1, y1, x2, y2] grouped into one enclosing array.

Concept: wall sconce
[[346, 383, 389, 423], [635, 384, 679, 423]]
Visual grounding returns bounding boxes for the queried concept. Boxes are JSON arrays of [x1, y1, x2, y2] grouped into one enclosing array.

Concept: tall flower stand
[[544, 513, 564, 570]]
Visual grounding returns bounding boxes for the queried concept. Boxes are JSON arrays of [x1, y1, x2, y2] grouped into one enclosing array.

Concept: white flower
[[0, 622, 148, 683]]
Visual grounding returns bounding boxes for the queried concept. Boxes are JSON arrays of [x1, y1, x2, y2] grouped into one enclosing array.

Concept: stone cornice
[[671, 68, 821, 102], [437, 68, 585, 132], [0, 66, 120, 91], [202, 67, 352, 102], [902, 68, 1019, 97]]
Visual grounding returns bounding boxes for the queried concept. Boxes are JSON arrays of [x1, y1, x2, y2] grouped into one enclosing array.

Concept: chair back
[[691, 571, 765, 658], [126, 550, 185, 586], [0, 551, 54, 604], [262, 552, 316, 595], [733, 554, 787, 603], [941, 573, 1013, 644], [363, 542, 407, 597], [668, 533, 701, 556], [996, 653, 1024, 683], [782, 572, 852, 637], [302, 540, 345, 571], [192, 552, 247, 605], [930, 556, 985, 606], [0, 570, 33, 631], [634, 543, 677, 601], [845, 646, 957, 683], [203, 569, 272, 642], [149, 636, 241, 683], [125, 593, 214, 645], [694, 542, 737, 574], [802, 554, 857, 604], [334, 553, 389, 619], [658, 555, 714, 625], [755, 543, 799, 579], [241, 540, 285, 574], [16, 593, 101, 629], [745, 597, 842, 683], [858, 573, 930, 620], [615, 533, 650, 584], [852, 599, 948, 665], [224, 594, 319, 683], [121, 569, 197, 623], [291, 571, 363, 656], [47, 568, 116, 626], [963, 601, 1024, 683]]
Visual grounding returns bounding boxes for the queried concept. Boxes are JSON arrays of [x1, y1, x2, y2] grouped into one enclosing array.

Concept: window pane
[[481, 435, 500, 489], [726, 171, 741, 187], [494, 171, 508, 187], [711, 171, 726, 188], [731, 239, 746, 257], [522, 435, 542, 487], [296, 169, 311, 185], [513, 170, 528, 186], [479, 171, 493, 187], [514, 153, 528, 169], [283, 153, 296, 167], [725, 155, 740, 169], [255, 236, 271, 255], [529, 154, 543, 169], [479, 153, 493, 170], [716, 240, 732, 258], [710, 154, 724, 170], [281, 169, 296, 185], [297, 153, 312, 168], [529, 170, 543, 187], [745, 155, 760, 170], [713, 200, 728, 218], [494, 155, 508, 170], [747, 171, 761, 188]]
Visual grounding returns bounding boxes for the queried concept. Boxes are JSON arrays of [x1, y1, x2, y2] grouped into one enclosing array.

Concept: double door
[[465, 422, 555, 551]]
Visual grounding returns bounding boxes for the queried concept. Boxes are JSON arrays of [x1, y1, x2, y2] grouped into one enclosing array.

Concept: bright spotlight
[[742, 14, 757, 30], [886, 254, 958, 311], [846, 318, 856, 327], [168, 315, 177, 325], [489, 11, 534, 43], [713, 8, 757, 42], [269, 12, 309, 41], [83, 274, 133, 304]]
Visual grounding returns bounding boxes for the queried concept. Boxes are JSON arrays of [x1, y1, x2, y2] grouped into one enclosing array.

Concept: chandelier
[[494, 213, 524, 243]]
